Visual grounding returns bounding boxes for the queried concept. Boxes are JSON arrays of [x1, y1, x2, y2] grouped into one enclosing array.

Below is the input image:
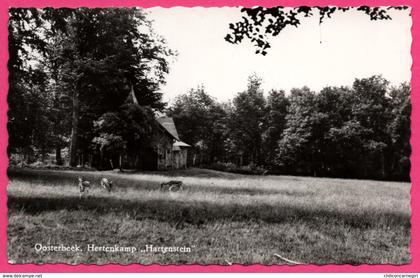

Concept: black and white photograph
[[7, 6, 412, 265]]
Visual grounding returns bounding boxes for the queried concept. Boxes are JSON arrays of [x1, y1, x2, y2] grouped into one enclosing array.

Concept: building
[[126, 85, 190, 170], [155, 117, 190, 170]]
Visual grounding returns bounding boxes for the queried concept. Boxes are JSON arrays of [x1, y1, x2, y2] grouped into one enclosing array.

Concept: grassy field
[[7, 167, 411, 265]]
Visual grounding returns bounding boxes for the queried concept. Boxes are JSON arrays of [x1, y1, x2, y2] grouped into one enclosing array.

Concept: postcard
[[0, 0, 418, 275]]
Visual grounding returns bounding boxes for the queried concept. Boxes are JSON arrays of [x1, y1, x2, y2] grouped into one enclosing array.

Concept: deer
[[78, 177, 91, 198], [160, 180, 183, 192], [100, 177, 113, 193]]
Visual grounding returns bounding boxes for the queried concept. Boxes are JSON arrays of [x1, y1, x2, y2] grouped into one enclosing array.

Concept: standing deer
[[78, 177, 91, 198]]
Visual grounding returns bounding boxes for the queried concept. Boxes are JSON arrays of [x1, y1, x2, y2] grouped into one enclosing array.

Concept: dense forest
[[8, 8, 411, 181], [169, 76, 410, 181]]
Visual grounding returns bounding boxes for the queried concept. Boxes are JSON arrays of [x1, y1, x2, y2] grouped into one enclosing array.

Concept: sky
[[146, 7, 412, 103]]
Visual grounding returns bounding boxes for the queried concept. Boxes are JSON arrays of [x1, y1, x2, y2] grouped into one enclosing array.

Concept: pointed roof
[[156, 117, 180, 141], [125, 85, 138, 105]]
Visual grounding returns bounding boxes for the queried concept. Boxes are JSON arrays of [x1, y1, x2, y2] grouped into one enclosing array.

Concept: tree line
[[8, 8, 411, 181], [168, 75, 410, 181]]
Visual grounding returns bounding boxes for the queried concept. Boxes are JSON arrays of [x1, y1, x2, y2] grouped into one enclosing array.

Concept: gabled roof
[[173, 141, 191, 151], [173, 141, 190, 147], [156, 117, 180, 141]]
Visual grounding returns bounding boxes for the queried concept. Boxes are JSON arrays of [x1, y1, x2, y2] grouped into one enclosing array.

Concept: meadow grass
[[7, 168, 411, 265]]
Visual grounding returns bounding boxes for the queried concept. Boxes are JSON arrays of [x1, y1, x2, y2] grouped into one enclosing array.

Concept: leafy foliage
[[168, 86, 228, 165], [8, 8, 173, 167], [262, 90, 289, 165], [275, 76, 410, 179], [170, 75, 410, 181], [225, 6, 408, 55], [228, 75, 267, 165]]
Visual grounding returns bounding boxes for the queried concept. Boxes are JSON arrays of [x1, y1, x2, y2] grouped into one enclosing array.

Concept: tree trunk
[[381, 152, 386, 179], [119, 154, 123, 172], [69, 86, 80, 167], [55, 145, 63, 165], [135, 154, 139, 169]]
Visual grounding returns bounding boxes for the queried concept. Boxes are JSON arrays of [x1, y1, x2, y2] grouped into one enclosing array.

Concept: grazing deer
[[100, 177, 113, 193], [160, 180, 183, 192], [78, 177, 91, 198]]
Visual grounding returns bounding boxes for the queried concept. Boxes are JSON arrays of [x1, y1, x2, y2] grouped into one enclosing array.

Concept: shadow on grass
[[8, 193, 410, 230]]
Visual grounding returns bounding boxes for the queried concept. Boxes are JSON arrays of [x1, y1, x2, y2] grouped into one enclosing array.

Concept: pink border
[[0, 0, 418, 273]]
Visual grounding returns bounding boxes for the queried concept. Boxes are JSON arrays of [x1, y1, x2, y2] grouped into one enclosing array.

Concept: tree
[[388, 82, 411, 180], [8, 8, 172, 167], [315, 86, 354, 176], [228, 75, 267, 165], [262, 89, 289, 166], [351, 76, 391, 178], [168, 86, 227, 165], [276, 87, 318, 175], [50, 8, 171, 166], [8, 9, 48, 162], [92, 103, 158, 170], [225, 6, 408, 55], [325, 119, 371, 177], [8, 8, 81, 164]]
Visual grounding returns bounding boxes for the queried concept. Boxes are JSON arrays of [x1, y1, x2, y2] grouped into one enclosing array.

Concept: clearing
[[7, 167, 411, 265]]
